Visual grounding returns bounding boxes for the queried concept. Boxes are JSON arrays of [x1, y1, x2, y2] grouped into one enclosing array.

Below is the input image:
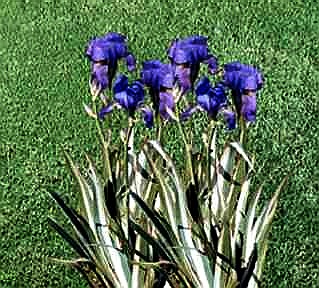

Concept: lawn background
[[1, 0, 319, 287]]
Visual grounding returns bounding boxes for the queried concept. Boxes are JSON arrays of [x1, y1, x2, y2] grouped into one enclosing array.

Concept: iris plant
[[181, 77, 236, 129], [50, 32, 281, 288], [223, 61, 263, 123], [86, 32, 136, 92], [99, 74, 153, 128], [168, 35, 218, 94]]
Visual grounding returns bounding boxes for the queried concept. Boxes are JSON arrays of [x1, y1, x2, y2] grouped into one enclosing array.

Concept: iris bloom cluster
[[85, 32, 264, 130]]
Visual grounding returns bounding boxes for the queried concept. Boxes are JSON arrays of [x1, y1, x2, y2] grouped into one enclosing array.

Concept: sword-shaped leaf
[[86, 155, 130, 287], [147, 140, 214, 288]]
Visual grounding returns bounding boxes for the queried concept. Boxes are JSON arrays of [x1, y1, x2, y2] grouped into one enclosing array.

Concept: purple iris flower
[[99, 75, 153, 128], [195, 77, 227, 118], [141, 60, 174, 90], [168, 36, 218, 93], [141, 60, 176, 120], [223, 62, 263, 122], [181, 77, 235, 130], [86, 32, 136, 91]]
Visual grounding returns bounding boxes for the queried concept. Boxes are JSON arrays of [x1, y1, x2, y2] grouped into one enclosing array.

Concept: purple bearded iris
[[86, 32, 136, 92], [223, 61, 263, 123], [181, 77, 236, 130], [168, 35, 218, 94], [141, 60, 175, 120], [99, 74, 153, 128]]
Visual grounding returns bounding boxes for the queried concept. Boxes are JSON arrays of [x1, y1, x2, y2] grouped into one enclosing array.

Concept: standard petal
[[240, 75, 258, 91], [195, 76, 211, 96], [126, 80, 144, 109], [141, 60, 162, 89], [224, 61, 263, 91], [86, 38, 110, 62], [113, 74, 128, 94], [181, 35, 208, 45], [223, 70, 241, 90], [103, 32, 126, 42], [224, 61, 243, 72], [167, 39, 178, 60], [173, 48, 191, 64], [210, 82, 227, 110]]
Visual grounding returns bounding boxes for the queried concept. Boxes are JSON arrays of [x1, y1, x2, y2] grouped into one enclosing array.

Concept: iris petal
[[195, 77, 211, 96], [180, 106, 199, 121], [114, 91, 129, 109], [91, 64, 109, 90], [141, 108, 154, 128], [241, 95, 257, 122], [126, 80, 144, 109], [160, 64, 175, 89], [113, 74, 128, 94], [159, 92, 175, 120], [103, 32, 126, 42], [141, 60, 172, 90], [242, 75, 258, 91], [223, 110, 236, 130], [173, 48, 189, 64], [99, 104, 114, 119], [181, 35, 208, 45], [86, 38, 110, 62], [175, 65, 191, 93], [197, 93, 211, 112], [126, 54, 136, 72]]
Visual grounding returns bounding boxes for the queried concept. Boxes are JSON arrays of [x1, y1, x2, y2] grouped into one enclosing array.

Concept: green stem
[[92, 102, 112, 183], [176, 120, 195, 185], [239, 117, 247, 147], [155, 113, 162, 142]]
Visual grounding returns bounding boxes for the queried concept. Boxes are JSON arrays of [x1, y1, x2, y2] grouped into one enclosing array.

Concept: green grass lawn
[[1, 0, 318, 287]]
